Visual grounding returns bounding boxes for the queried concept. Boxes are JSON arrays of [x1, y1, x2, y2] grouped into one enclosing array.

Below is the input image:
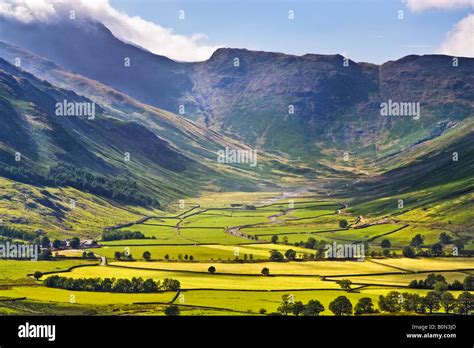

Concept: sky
[[0, 0, 473, 62]]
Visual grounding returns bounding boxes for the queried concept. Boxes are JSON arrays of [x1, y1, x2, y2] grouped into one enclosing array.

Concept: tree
[[269, 250, 284, 262], [329, 296, 352, 316], [208, 266, 216, 274], [259, 308, 267, 315], [277, 294, 295, 316], [463, 275, 474, 291], [33, 271, 43, 280], [339, 220, 349, 229], [450, 279, 463, 291], [380, 239, 391, 249], [401, 293, 422, 313], [282, 236, 289, 245], [422, 292, 441, 314], [440, 292, 456, 314], [337, 279, 352, 291], [434, 281, 448, 295], [114, 251, 122, 260], [425, 273, 446, 288], [271, 235, 279, 244], [291, 301, 305, 316], [303, 299, 325, 316], [143, 278, 158, 292], [261, 267, 270, 276], [189, 255, 194, 261], [378, 291, 401, 313], [164, 254, 170, 260], [354, 297, 376, 315], [162, 278, 181, 291], [52, 239, 62, 249], [430, 243, 443, 256], [40, 236, 51, 248], [142, 251, 151, 261], [164, 305, 180, 316], [284, 249, 297, 261], [439, 232, 452, 244], [402, 246, 415, 258], [456, 292, 474, 315], [410, 234, 424, 248], [382, 248, 391, 257], [39, 249, 52, 260], [69, 237, 80, 249]]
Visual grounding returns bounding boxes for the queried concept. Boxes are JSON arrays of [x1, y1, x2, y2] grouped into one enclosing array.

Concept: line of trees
[[0, 225, 36, 241], [270, 290, 473, 316], [102, 230, 150, 241], [0, 164, 159, 207], [43, 275, 180, 293], [379, 290, 473, 315], [409, 274, 474, 291]]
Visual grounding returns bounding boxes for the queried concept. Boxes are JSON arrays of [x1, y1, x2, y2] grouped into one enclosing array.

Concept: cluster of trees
[[0, 164, 159, 207], [0, 225, 36, 241], [48, 165, 159, 207], [273, 294, 375, 316], [271, 289, 473, 316], [400, 233, 465, 258], [379, 290, 473, 315], [165, 305, 180, 316], [268, 247, 328, 262], [409, 274, 474, 291], [276, 295, 325, 316], [102, 230, 150, 241], [163, 254, 194, 261], [114, 251, 133, 261], [43, 275, 180, 292], [81, 251, 96, 259]]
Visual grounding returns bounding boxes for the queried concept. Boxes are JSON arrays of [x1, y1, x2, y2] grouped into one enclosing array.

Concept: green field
[[1, 192, 473, 316]]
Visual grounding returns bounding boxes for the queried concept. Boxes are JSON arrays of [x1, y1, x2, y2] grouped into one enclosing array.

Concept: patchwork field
[[1, 192, 473, 316]]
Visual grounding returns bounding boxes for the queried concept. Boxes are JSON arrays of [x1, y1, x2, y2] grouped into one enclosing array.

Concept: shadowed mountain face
[[1, 18, 472, 158], [0, 18, 192, 112], [0, 57, 207, 205]]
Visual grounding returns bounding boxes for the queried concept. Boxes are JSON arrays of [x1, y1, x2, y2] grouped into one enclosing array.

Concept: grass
[[0, 259, 97, 283], [371, 257, 474, 272], [383, 226, 453, 247], [110, 260, 396, 276], [92, 244, 266, 261], [176, 288, 396, 315], [46, 265, 342, 290], [0, 189, 471, 316], [315, 224, 404, 242], [0, 285, 174, 305], [328, 271, 469, 286], [0, 177, 159, 239]]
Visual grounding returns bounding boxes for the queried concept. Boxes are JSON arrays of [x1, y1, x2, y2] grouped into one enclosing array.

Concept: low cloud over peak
[[0, 0, 220, 61]]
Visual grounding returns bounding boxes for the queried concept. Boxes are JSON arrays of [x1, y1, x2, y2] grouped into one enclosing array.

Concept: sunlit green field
[[44, 265, 342, 290], [1, 191, 472, 316], [109, 260, 394, 275], [0, 259, 97, 283]]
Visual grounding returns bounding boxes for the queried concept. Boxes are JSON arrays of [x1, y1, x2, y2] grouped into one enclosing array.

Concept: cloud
[[403, 0, 474, 11], [402, 0, 474, 58], [440, 13, 474, 57], [0, 0, 220, 61]]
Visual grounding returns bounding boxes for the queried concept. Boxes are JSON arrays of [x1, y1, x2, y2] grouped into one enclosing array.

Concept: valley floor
[[0, 190, 473, 316]]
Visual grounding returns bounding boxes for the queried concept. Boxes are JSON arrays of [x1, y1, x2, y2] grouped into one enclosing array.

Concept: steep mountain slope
[[0, 57, 205, 206], [0, 17, 190, 112], [0, 40, 331, 186], [1, 17, 471, 159]]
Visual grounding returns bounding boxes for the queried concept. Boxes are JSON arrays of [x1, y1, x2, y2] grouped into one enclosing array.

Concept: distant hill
[[1, 17, 472, 159]]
